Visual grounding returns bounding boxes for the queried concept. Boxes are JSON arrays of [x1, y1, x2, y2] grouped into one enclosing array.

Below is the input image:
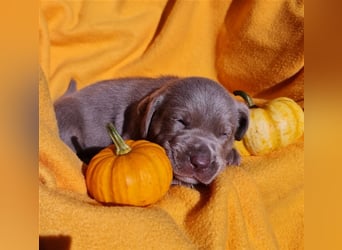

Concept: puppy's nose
[[190, 152, 211, 169]]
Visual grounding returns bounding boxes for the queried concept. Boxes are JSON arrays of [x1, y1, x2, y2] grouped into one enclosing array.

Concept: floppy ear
[[234, 101, 250, 140], [137, 86, 168, 138]]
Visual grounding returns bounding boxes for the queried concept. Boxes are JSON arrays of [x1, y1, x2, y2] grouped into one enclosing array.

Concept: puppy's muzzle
[[171, 141, 220, 185], [189, 145, 212, 170]]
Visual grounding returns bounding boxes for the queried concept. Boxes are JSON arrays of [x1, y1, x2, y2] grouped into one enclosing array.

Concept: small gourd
[[233, 91, 304, 155], [85, 123, 173, 206]]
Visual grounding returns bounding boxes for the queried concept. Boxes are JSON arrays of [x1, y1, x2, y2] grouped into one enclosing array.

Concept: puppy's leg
[[226, 148, 241, 166]]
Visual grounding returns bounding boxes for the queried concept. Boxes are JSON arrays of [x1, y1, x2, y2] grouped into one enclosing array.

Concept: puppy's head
[[137, 77, 249, 186]]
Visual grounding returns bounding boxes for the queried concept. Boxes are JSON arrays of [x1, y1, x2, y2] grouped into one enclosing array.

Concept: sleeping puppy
[[54, 76, 249, 186]]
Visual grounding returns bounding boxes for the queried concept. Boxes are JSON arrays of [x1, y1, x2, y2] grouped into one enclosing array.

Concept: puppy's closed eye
[[217, 127, 233, 140], [219, 132, 230, 140], [177, 119, 187, 126], [174, 117, 190, 129]]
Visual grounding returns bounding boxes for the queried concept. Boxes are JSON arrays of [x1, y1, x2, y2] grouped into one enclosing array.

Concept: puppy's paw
[[226, 148, 241, 166]]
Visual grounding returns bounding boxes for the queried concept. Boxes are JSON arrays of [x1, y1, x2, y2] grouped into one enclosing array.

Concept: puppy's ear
[[137, 86, 168, 138], [234, 102, 250, 140]]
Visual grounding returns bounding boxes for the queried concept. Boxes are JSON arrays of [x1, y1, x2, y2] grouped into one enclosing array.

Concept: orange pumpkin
[[85, 123, 173, 206]]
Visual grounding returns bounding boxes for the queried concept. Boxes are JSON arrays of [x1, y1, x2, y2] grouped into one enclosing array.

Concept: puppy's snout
[[190, 153, 210, 169], [189, 145, 211, 169]]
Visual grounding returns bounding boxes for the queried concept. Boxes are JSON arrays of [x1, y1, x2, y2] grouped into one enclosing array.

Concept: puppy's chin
[[172, 175, 200, 186]]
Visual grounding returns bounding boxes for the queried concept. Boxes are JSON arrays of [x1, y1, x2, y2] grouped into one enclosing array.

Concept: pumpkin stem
[[106, 123, 131, 155], [233, 90, 258, 108]]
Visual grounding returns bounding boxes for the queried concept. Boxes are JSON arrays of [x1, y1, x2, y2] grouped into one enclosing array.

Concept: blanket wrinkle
[[144, 0, 176, 52], [39, 66, 87, 194], [216, 0, 304, 99], [225, 167, 279, 250], [39, 0, 304, 249], [255, 67, 304, 105]]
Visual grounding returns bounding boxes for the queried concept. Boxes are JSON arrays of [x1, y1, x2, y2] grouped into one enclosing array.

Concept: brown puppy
[[54, 76, 249, 186]]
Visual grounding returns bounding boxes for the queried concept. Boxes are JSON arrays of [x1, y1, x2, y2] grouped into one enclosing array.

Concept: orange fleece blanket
[[39, 1, 304, 249]]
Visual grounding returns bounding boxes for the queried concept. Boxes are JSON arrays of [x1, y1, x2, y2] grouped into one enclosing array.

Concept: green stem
[[106, 123, 131, 155], [233, 90, 258, 108]]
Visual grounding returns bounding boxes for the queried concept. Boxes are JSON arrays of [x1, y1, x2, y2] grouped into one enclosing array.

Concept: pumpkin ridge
[[130, 145, 171, 205], [109, 156, 117, 202], [134, 151, 158, 204], [264, 103, 285, 149], [278, 100, 297, 144], [117, 156, 131, 204], [104, 156, 116, 202], [280, 98, 304, 142], [147, 150, 164, 198], [155, 151, 173, 193], [245, 109, 272, 154], [97, 156, 114, 202], [86, 154, 106, 200], [268, 98, 302, 146]]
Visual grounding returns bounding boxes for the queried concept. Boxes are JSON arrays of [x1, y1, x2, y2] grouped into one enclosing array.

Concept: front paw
[[226, 148, 241, 166]]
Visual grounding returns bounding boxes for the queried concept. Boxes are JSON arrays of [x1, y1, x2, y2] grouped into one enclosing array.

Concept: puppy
[[54, 76, 249, 186]]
